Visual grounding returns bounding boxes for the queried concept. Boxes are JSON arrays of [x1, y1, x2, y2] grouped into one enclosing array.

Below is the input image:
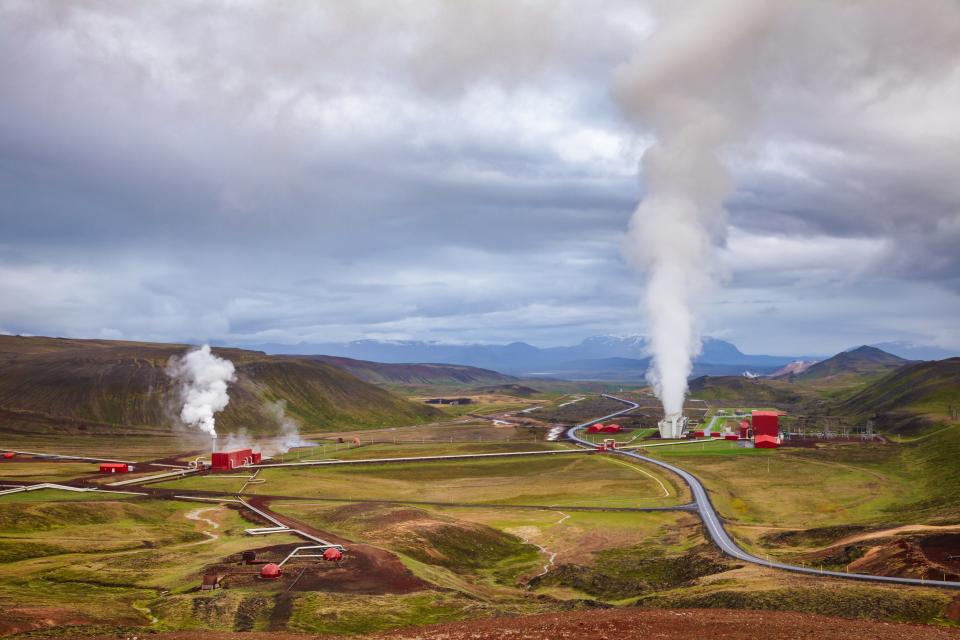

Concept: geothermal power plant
[[658, 413, 689, 439]]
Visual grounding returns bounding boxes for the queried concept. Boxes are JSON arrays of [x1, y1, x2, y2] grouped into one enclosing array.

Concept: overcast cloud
[[1, 0, 959, 356]]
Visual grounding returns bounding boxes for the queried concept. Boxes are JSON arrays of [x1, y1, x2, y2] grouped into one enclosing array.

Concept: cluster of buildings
[[585, 422, 623, 434], [690, 410, 781, 448]]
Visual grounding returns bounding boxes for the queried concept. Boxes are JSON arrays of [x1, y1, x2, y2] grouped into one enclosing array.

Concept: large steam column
[[658, 413, 689, 439]]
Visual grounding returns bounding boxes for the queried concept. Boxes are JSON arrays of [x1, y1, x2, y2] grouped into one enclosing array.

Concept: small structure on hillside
[[601, 424, 623, 433], [260, 563, 282, 580], [2, 452, 15, 459], [425, 397, 472, 405], [201, 573, 222, 590], [99, 462, 132, 473], [586, 423, 604, 433]]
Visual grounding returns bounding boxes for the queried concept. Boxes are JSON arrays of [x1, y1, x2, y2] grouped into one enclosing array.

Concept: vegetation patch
[[640, 585, 952, 625], [530, 544, 732, 601], [287, 591, 479, 635]]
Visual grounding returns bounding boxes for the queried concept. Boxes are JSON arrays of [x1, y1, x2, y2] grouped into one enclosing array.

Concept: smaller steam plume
[[263, 399, 313, 456], [166, 344, 236, 440]]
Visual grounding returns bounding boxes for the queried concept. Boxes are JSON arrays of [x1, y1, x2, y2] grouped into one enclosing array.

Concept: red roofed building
[[586, 424, 604, 433], [601, 424, 622, 433], [755, 434, 780, 449], [99, 463, 131, 473]]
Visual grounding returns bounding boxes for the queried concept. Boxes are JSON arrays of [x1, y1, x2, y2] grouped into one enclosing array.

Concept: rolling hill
[[793, 346, 909, 384], [0, 335, 441, 437], [308, 355, 516, 387], [687, 375, 809, 405], [833, 357, 960, 426]]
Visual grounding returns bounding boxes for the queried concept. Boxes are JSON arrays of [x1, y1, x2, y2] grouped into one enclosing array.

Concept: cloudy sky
[[1, 0, 959, 356]]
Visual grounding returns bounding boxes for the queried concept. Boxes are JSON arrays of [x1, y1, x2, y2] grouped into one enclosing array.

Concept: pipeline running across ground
[[569, 394, 960, 590]]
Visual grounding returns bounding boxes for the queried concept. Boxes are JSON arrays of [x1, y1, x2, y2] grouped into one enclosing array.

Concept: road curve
[[567, 394, 960, 590]]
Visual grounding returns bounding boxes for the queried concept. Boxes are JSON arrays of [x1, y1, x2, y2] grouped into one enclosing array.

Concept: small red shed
[[586, 423, 604, 433], [260, 563, 282, 579], [2, 452, 14, 459], [739, 420, 751, 439], [323, 547, 343, 562], [601, 424, 623, 433], [99, 463, 130, 473]]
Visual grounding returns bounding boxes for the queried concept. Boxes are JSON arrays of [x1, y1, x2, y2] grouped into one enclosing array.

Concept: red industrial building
[[752, 411, 779, 437], [99, 463, 131, 473], [211, 448, 261, 471], [752, 410, 781, 448]]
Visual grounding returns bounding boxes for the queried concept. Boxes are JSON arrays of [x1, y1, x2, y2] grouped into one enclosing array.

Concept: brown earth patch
[[0, 606, 97, 636], [83, 608, 960, 640], [239, 498, 431, 595], [920, 533, 960, 572]]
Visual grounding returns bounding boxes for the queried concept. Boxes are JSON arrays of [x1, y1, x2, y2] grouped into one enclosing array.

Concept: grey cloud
[[1, 1, 959, 353]]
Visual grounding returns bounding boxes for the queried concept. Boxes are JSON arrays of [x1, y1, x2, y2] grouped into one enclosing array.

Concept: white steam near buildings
[[166, 344, 236, 441]]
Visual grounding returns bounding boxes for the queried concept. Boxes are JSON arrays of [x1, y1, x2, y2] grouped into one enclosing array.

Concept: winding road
[[568, 394, 960, 590]]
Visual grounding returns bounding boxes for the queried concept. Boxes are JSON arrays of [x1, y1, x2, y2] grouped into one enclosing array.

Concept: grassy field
[[0, 460, 104, 483], [648, 440, 917, 530], [158, 454, 687, 508]]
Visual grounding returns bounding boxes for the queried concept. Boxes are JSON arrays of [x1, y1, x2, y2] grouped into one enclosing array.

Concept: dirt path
[[184, 506, 221, 544], [508, 511, 571, 581], [832, 524, 960, 548]]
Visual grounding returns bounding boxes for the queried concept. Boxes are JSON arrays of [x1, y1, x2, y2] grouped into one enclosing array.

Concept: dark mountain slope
[[309, 355, 516, 387], [794, 346, 908, 382], [0, 335, 440, 435]]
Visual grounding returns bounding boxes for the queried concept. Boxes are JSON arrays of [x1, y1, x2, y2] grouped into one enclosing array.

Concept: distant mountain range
[[242, 335, 818, 381], [866, 342, 960, 361]]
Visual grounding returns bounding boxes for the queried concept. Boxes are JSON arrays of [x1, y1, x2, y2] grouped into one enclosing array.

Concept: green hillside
[[309, 355, 516, 387], [0, 336, 441, 436], [687, 375, 809, 405], [832, 357, 960, 430]]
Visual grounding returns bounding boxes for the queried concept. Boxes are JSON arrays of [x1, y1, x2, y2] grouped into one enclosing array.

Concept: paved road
[[568, 395, 960, 590]]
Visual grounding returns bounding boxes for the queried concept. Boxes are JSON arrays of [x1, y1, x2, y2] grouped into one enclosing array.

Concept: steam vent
[[658, 413, 689, 439]]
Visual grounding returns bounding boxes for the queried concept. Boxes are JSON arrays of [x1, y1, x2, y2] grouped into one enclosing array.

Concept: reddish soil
[[921, 534, 960, 572], [0, 607, 97, 636], [86, 609, 960, 640], [239, 497, 430, 595]]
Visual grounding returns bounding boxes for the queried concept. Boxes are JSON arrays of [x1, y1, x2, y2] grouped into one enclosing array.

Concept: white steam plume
[[613, 0, 774, 417], [262, 399, 313, 456], [166, 344, 236, 438]]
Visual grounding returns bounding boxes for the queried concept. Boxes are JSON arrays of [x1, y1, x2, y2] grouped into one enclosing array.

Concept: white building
[[658, 413, 689, 439]]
